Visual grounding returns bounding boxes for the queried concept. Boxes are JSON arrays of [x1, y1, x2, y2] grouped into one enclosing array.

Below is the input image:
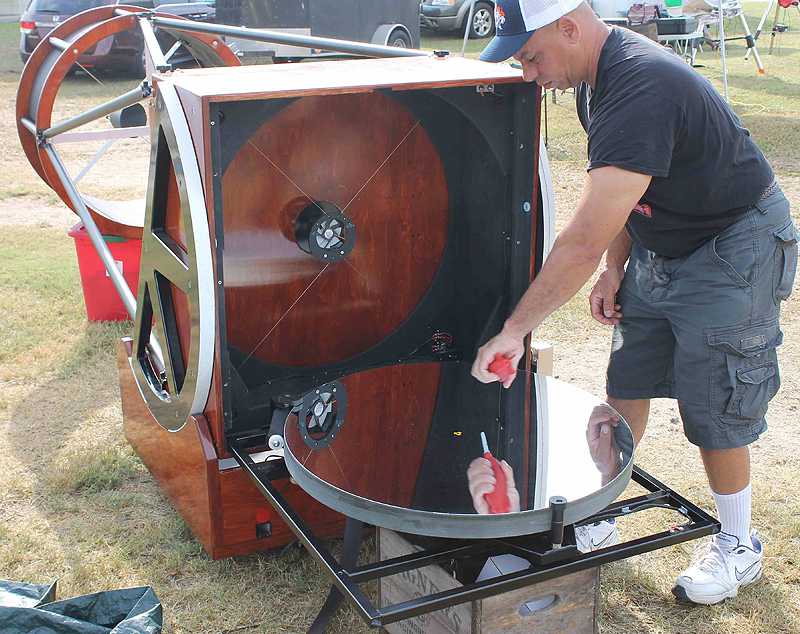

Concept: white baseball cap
[[479, 0, 585, 62]]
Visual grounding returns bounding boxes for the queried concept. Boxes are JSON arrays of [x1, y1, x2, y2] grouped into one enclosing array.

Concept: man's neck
[[585, 23, 612, 88]]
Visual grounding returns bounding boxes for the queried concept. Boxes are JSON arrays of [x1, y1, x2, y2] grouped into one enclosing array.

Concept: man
[[470, 0, 796, 605]]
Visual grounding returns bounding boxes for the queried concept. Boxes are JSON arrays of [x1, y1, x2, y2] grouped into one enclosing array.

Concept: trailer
[[215, 0, 420, 60]]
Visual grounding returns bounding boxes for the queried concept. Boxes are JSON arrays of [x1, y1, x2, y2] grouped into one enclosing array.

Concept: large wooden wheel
[[16, 5, 239, 237]]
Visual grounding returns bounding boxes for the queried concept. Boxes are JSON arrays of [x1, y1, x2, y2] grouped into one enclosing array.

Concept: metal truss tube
[[150, 16, 429, 58], [42, 82, 150, 139], [44, 143, 137, 316], [42, 142, 165, 374], [138, 16, 169, 69], [20, 116, 37, 136], [48, 36, 70, 51]]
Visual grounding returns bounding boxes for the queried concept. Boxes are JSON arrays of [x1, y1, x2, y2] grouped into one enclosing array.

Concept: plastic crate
[[657, 17, 697, 34], [68, 222, 142, 322]]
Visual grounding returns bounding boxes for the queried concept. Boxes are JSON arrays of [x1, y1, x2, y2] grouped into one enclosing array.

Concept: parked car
[[19, 0, 216, 77], [420, 0, 495, 39]]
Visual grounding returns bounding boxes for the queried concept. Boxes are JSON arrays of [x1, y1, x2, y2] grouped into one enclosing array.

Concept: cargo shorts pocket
[[707, 319, 782, 425], [773, 221, 798, 303]]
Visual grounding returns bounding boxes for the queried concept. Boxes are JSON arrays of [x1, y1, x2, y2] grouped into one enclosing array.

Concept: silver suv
[[420, 0, 495, 39]]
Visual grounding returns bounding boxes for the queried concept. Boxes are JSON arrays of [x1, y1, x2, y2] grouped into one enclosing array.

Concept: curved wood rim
[[16, 6, 239, 238]]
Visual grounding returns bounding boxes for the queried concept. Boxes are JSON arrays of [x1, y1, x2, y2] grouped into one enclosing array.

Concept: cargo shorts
[[606, 189, 797, 450]]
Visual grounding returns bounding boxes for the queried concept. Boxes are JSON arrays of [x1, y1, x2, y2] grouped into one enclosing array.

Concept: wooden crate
[[378, 529, 599, 634]]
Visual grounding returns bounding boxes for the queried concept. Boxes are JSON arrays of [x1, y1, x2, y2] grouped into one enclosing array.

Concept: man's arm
[[471, 166, 651, 386]]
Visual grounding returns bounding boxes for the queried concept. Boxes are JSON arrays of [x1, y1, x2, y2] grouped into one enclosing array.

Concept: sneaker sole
[[671, 568, 763, 606]]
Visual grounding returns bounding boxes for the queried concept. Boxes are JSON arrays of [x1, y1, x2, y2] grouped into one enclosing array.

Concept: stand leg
[[769, 1, 782, 54], [307, 517, 364, 634], [746, 0, 775, 59], [739, 12, 765, 72]]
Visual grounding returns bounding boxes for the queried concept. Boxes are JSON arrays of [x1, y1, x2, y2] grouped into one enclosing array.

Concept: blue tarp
[[0, 580, 162, 634]]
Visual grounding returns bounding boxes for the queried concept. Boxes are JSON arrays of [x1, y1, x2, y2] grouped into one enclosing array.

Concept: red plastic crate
[[68, 223, 142, 322]]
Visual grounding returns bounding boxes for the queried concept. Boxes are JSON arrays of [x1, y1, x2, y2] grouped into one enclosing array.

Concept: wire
[[728, 100, 767, 115]]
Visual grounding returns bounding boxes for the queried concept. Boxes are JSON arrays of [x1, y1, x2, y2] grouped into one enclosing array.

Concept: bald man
[[471, 0, 795, 605]]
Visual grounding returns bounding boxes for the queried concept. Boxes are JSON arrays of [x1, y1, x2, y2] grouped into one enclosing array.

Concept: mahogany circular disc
[[222, 91, 450, 367]]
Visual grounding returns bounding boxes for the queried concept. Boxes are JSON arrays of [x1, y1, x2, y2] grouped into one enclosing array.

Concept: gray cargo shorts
[[607, 189, 797, 450]]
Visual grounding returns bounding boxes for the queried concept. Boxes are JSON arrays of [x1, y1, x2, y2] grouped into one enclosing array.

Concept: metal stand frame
[[228, 438, 719, 632], [748, 0, 800, 57]]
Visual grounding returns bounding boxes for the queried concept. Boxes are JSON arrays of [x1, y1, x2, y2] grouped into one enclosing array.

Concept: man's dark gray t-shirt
[[585, 27, 774, 257]]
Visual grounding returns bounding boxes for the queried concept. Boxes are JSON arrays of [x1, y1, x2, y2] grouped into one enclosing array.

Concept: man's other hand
[[589, 267, 624, 325]]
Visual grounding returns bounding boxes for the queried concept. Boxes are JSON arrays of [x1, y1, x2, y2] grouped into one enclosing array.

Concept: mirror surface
[[283, 361, 634, 538]]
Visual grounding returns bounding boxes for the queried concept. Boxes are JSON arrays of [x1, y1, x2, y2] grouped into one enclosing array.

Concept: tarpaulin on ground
[[0, 579, 162, 633]]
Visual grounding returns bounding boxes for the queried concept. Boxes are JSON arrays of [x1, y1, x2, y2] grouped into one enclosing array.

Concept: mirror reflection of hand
[[467, 457, 521, 514], [586, 405, 622, 484]]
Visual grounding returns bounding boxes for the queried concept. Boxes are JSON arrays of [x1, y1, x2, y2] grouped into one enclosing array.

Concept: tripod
[[716, 7, 766, 72], [747, 0, 800, 58]]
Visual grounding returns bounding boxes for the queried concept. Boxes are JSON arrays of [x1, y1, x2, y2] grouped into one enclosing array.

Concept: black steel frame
[[228, 438, 719, 631]]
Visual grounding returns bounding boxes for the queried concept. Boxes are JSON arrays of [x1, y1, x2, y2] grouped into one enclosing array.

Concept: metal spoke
[[73, 138, 116, 184], [150, 234, 191, 291], [74, 62, 105, 87], [329, 446, 354, 493], [342, 118, 422, 212], [343, 257, 369, 286], [239, 263, 330, 367], [164, 40, 182, 61], [246, 140, 327, 217]]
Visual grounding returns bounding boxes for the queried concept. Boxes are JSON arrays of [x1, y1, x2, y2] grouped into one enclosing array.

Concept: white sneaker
[[672, 531, 763, 605], [575, 519, 620, 553]]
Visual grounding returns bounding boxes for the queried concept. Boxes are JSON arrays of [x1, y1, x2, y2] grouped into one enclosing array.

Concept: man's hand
[[471, 329, 525, 388], [467, 457, 521, 514], [589, 266, 624, 325]]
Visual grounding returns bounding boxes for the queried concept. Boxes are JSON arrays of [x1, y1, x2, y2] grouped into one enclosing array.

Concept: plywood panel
[[166, 56, 524, 100]]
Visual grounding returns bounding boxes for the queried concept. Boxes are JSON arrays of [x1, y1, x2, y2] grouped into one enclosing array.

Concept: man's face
[[512, 23, 574, 90]]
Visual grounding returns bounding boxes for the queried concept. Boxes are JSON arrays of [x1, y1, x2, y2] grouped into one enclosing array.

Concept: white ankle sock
[[712, 483, 752, 548]]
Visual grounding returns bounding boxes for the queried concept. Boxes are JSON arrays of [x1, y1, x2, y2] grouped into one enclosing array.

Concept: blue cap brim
[[478, 30, 535, 62]]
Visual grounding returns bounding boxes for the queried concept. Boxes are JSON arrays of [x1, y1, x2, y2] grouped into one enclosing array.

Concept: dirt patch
[[0, 196, 79, 230]]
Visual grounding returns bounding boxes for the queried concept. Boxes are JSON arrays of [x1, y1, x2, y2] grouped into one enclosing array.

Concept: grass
[[1, 6, 800, 633]]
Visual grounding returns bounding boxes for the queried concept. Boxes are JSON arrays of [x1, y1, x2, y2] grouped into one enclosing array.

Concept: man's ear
[[556, 16, 581, 43]]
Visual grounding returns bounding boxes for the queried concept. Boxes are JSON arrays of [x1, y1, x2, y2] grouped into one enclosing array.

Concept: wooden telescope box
[[378, 529, 599, 634], [118, 55, 545, 559]]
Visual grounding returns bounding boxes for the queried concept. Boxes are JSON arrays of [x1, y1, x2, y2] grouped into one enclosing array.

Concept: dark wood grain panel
[[218, 470, 345, 552], [119, 339, 218, 554], [222, 92, 450, 367], [119, 339, 345, 558], [285, 363, 442, 508]]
